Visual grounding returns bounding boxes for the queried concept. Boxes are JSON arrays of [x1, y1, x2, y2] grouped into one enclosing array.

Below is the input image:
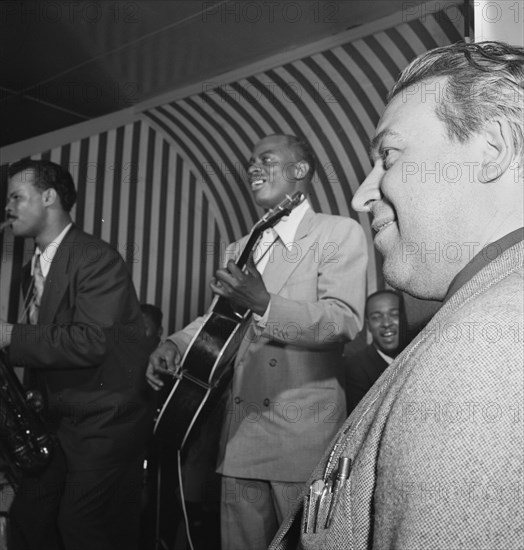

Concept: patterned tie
[[28, 252, 45, 325]]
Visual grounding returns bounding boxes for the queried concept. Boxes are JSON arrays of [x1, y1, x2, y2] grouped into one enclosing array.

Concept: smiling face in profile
[[352, 78, 492, 300]]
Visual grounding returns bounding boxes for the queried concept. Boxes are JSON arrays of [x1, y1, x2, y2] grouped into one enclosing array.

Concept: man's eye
[[381, 149, 394, 169]]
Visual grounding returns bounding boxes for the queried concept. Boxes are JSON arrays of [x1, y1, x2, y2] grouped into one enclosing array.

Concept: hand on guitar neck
[[146, 340, 182, 391], [210, 254, 270, 316]]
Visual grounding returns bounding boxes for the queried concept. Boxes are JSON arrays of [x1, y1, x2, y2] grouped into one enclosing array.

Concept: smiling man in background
[[344, 290, 405, 414]]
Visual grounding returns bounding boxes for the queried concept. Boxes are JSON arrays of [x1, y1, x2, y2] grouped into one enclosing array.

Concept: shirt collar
[[374, 345, 394, 365], [33, 223, 73, 278], [272, 199, 310, 249], [443, 227, 524, 303]]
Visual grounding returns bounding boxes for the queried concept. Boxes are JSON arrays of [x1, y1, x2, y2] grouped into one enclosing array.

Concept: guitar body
[[153, 191, 305, 452], [154, 299, 248, 450]]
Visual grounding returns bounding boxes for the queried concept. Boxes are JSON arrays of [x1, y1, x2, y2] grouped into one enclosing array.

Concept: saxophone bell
[[0, 353, 53, 474]]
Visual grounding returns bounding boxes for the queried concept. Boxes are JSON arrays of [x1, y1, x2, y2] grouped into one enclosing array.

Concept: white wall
[[474, 0, 524, 45]]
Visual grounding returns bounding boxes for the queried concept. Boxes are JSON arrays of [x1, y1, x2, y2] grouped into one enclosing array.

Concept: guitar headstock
[[253, 191, 305, 235], [236, 191, 305, 269]]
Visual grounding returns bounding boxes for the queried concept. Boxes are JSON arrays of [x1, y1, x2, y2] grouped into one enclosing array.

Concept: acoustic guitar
[[153, 191, 305, 451]]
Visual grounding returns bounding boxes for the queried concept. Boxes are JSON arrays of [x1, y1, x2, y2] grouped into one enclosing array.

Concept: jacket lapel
[[262, 209, 316, 295], [38, 226, 76, 324], [236, 210, 317, 360], [367, 345, 389, 383]]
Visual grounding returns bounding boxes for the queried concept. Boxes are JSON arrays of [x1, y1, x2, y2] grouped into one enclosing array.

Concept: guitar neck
[[215, 191, 305, 317], [235, 203, 295, 269]]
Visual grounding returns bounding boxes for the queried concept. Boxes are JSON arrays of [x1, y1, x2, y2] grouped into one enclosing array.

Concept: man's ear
[[294, 160, 309, 181], [478, 119, 515, 183], [42, 187, 58, 206]]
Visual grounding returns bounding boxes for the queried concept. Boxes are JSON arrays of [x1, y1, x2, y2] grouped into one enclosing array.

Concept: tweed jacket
[[9, 226, 154, 470], [270, 240, 524, 549], [171, 209, 368, 481]]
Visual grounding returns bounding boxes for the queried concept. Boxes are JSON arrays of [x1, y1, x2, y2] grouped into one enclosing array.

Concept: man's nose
[[351, 169, 382, 213], [382, 314, 394, 327]]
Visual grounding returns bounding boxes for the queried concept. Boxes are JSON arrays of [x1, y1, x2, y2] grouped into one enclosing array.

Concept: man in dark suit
[[345, 290, 404, 414], [0, 159, 153, 550]]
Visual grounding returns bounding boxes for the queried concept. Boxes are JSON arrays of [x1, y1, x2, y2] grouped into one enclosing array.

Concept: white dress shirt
[[32, 223, 73, 278], [253, 200, 310, 325]]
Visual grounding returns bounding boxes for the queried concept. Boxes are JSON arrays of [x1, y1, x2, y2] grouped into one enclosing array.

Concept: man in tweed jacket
[[270, 41, 524, 550]]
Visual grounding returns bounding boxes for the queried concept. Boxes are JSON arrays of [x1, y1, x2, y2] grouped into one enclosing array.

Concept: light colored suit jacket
[[171, 209, 368, 481], [271, 240, 524, 549]]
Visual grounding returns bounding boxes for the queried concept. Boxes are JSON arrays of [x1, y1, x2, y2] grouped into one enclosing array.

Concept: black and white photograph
[[0, 1, 522, 549]]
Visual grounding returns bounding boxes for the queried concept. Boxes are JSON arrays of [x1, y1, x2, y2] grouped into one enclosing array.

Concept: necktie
[[28, 252, 45, 324]]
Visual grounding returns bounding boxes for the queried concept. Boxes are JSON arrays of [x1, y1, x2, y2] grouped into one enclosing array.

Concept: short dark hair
[[8, 159, 77, 212], [389, 41, 524, 162], [140, 304, 163, 329], [365, 290, 401, 317], [270, 134, 317, 183]]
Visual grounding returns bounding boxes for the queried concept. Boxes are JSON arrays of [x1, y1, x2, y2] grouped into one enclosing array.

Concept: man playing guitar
[[146, 134, 368, 550]]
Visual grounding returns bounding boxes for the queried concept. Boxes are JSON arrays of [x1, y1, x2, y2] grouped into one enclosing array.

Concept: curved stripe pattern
[[0, 8, 467, 333]]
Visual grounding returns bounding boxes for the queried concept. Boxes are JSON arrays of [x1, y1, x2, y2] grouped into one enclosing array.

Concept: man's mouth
[[372, 218, 396, 234], [250, 178, 266, 191]]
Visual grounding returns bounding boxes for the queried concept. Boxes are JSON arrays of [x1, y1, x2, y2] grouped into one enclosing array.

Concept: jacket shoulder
[[61, 226, 128, 272]]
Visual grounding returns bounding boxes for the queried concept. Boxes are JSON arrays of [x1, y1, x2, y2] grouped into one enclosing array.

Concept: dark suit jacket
[[344, 344, 389, 414], [9, 226, 153, 470]]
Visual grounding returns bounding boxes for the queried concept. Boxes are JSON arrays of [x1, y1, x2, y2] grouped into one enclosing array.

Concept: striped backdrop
[[0, 6, 467, 334]]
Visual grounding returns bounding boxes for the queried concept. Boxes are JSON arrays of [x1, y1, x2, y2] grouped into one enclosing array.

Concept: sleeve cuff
[[253, 300, 272, 328]]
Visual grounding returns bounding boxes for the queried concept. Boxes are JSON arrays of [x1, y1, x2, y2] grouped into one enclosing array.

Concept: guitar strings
[[250, 232, 279, 271]]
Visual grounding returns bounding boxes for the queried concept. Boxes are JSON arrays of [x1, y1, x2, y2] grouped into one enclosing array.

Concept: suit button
[[234, 396, 243, 404], [263, 398, 270, 407], [268, 358, 278, 367]]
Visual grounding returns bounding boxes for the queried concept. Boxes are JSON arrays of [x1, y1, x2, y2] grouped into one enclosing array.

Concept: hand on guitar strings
[[210, 254, 271, 316], [146, 340, 182, 390]]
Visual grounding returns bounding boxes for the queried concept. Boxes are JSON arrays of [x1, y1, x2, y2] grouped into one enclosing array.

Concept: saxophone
[[0, 352, 53, 474], [0, 220, 53, 474]]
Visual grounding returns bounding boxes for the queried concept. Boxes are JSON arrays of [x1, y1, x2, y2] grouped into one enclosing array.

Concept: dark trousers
[[9, 444, 144, 550]]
